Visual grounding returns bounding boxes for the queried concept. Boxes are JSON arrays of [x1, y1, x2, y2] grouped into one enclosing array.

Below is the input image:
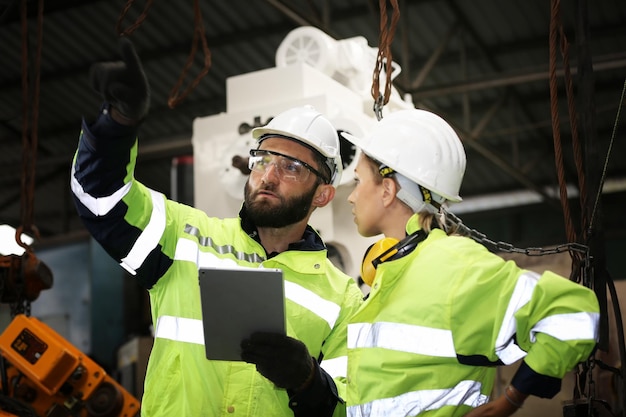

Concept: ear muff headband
[[360, 230, 427, 286]]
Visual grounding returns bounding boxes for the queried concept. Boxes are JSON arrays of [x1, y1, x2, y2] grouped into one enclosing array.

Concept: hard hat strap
[[378, 163, 444, 213], [419, 185, 441, 210], [395, 174, 436, 214], [379, 165, 395, 177]]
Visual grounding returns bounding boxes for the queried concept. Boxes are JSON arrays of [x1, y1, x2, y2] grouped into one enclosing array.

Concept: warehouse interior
[[0, 0, 625, 416]]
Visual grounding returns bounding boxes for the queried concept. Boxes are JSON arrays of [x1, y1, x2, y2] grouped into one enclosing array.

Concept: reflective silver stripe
[[154, 315, 352, 374], [184, 224, 266, 264], [179, 225, 342, 332], [120, 189, 167, 275], [494, 271, 538, 364], [174, 237, 242, 269], [531, 312, 600, 342], [348, 322, 456, 357], [320, 356, 347, 379], [284, 281, 341, 330], [70, 164, 132, 216], [347, 380, 488, 417], [154, 315, 204, 345], [176, 234, 342, 330]]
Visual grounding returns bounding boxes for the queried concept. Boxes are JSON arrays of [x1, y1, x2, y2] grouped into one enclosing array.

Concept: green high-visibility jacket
[[71, 109, 363, 417], [346, 214, 599, 417]]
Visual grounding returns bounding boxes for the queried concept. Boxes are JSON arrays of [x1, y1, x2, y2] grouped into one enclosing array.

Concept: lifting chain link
[[442, 209, 589, 271], [373, 95, 385, 122], [371, 0, 399, 121], [9, 244, 28, 318], [10, 300, 31, 318], [585, 357, 596, 403]]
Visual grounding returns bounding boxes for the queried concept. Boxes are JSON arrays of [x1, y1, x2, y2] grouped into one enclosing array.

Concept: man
[[71, 37, 363, 417]]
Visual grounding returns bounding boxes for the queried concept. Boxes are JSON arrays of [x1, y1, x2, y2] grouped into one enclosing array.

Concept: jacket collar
[[406, 212, 423, 235]]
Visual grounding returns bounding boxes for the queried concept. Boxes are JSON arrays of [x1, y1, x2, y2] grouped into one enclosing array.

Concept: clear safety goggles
[[248, 149, 327, 183]]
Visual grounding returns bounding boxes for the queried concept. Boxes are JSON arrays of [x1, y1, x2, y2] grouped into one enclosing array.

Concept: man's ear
[[312, 184, 335, 208]]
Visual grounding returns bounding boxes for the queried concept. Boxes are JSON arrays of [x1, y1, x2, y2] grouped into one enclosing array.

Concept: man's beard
[[244, 181, 318, 228]]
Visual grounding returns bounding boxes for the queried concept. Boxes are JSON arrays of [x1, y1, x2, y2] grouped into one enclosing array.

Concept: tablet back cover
[[199, 267, 285, 361]]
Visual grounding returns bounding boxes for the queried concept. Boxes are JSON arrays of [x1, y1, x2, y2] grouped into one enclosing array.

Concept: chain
[[2, 249, 35, 318], [373, 95, 385, 121], [9, 301, 30, 318], [585, 356, 596, 406], [371, 0, 400, 120], [443, 209, 589, 257], [8, 258, 31, 317]]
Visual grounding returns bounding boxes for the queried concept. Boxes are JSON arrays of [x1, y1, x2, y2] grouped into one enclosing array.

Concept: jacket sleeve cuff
[[83, 102, 138, 151], [287, 359, 343, 417], [511, 360, 562, 398]]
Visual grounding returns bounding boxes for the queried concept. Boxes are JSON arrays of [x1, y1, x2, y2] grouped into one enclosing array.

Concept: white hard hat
[[341, 109, 466, 202], [252, 106, 343, 187]]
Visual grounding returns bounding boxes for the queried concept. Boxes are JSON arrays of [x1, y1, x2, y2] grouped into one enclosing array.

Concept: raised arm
[[71, 38, 173, 288]]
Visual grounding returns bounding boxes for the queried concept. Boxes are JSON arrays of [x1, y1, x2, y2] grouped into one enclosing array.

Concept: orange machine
[[0, 314, 140, 417]]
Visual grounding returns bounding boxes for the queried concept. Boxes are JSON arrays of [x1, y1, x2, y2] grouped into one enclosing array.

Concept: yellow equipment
[[360, 238, 399, 286], [0, 314, 140, 417]]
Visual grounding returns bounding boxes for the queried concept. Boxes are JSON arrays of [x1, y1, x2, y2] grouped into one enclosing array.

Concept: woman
[[341, 109, 599, 417]]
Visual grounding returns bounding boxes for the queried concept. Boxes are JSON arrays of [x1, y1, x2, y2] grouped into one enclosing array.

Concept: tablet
[[198, 267, 285, 361]]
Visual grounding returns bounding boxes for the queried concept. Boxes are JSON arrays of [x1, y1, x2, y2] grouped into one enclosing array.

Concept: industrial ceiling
[[1, 0, 625, 258]]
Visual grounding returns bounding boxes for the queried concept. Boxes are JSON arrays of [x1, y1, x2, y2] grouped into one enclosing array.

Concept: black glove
[[241, 332, 314, 390], [90, 37, 150, 122]]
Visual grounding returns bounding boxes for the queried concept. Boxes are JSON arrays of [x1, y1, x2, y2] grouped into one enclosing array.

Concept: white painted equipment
[[191, 26, 414, 280]]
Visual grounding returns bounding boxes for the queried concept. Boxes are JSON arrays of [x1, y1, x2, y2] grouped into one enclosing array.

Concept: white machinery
[[192, 26, 414, 280]]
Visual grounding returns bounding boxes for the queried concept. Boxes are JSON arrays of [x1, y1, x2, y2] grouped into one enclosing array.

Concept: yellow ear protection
[[361, 238, 398, 286], [360, 230, 427, 286]]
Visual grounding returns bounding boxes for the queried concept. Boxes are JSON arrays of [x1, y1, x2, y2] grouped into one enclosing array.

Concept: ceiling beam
[[0, 24, 296, 92], [1, 0, 103, 24], [408, 54, 626, 99], [445, 96, 564, 211]]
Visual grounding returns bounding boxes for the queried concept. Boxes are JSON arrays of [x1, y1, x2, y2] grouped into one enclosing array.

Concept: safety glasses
[[248, 149, 327, 183]]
